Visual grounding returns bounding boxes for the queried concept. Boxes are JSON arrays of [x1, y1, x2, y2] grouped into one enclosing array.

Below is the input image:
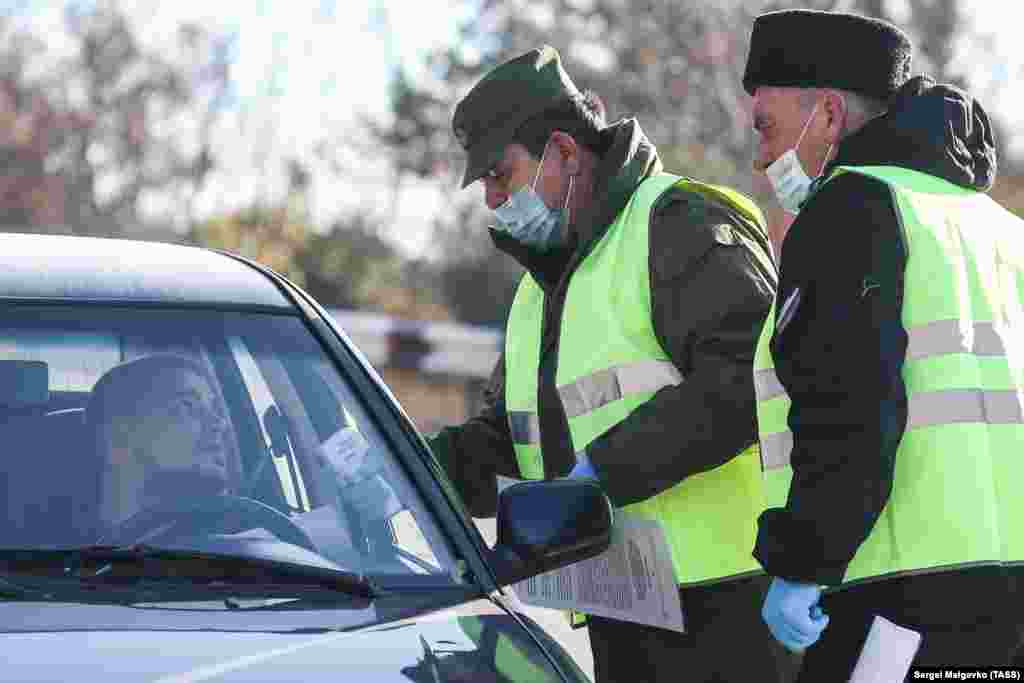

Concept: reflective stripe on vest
[[559, 359, 683, 418], [753, 165, 1024, 585], [757, 321, 1024, 471], [507, 172, 768, 586], [510, 359, 683, 443]]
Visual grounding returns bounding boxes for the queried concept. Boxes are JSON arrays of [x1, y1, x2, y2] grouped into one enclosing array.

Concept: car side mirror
[[490, 478, 613, 586]]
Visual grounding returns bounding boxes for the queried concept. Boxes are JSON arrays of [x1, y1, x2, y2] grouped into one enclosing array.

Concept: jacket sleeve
[[584, 192, 777, 507], [426, 352, 521, 518], [752, 174, 909, 586]]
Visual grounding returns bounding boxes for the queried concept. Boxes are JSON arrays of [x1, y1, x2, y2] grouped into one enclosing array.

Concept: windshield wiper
[[0, 546, 380, 604], [77, 545, 378, 595]]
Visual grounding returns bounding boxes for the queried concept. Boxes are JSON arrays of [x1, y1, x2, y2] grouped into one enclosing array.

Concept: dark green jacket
[[430, 118, 777, 517]]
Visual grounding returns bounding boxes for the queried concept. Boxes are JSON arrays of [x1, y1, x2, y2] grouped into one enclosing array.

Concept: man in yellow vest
[[743, 9, 1024, 678], [428, 46, 791, 681]]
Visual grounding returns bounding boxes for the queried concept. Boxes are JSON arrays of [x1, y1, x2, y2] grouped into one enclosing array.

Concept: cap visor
[[460, 146, 492, 189]]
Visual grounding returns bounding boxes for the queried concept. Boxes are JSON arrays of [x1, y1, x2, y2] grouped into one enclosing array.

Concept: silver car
[[0, 232, 611, 682]]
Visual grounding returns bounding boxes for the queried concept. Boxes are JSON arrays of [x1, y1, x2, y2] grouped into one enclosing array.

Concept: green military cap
[[452, 45, 581, 189]]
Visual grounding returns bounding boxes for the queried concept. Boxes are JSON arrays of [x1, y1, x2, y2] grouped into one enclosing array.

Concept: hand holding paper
[[318, 426, 401, 521], [318, 426, 374, 485]]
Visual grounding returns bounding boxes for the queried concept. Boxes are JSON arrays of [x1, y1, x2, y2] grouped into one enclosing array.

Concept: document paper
[[497, 475, 685, 633], [848, 615, 922, 683]]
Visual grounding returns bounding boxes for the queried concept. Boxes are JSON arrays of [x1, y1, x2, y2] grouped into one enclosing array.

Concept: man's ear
[[822, 90, 848, 144], [550, 130, 581, 175]]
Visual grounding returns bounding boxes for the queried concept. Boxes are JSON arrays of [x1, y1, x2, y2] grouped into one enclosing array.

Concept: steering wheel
[[100, 494, 318, 553]]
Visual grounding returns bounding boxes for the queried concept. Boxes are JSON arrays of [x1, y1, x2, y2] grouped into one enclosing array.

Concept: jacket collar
[[821, 75, 997, 192]]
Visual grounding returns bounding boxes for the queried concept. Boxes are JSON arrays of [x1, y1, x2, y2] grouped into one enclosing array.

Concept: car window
[[0, 330, 120, 391], [0, 305, 459, 584]]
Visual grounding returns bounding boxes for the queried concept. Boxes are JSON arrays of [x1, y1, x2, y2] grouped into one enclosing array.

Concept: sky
[[128, 0, 471, 256], [9, 0, 1024, 257]]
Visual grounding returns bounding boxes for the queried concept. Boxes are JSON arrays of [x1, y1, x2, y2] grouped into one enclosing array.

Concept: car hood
[[0, 597, 580, 682]]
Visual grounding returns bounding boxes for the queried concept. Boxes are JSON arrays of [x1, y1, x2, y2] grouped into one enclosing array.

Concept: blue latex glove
[[568, 452, 598, 480], [762, 577, 830, 652]]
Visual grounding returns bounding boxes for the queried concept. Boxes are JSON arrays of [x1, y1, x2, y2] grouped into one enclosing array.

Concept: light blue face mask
[[492, 142, 574, 251]]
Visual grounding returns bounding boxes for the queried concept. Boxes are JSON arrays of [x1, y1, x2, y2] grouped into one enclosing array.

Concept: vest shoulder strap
[[827, 165, 977, 197], [655, 176, 767, 230]]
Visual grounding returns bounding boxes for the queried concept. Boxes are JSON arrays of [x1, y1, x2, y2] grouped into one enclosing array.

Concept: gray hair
[[798, 88, 887, 137], [841, 90, 887, 135]]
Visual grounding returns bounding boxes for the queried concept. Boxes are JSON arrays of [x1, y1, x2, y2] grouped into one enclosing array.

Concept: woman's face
[[132, 368, 230, 493]]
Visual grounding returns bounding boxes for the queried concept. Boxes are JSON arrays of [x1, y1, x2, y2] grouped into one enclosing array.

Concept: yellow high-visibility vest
[[754, 165, 1024, 585], [506, 173, 768, 586]]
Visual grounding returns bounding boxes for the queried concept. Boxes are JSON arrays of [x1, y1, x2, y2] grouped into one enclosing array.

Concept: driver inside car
[[86, 354, 317, 552], [89, 354, 233, 535]]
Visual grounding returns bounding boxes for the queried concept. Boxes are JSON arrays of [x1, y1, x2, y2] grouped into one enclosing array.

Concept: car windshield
[[0, 304, 461, 591]]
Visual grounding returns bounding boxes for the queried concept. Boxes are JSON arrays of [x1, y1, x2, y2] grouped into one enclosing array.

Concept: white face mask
[[764, 102, 833, 215], [492, 142, 573, 251]]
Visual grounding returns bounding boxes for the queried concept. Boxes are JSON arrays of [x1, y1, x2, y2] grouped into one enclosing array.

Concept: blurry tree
[[192, 158, 451, 320], [0, 2, 231, 235], [383, 0, 984, 187], [417, 202, 523, 328], [298, 215, 450, 321], [846, 0, 1018, 176], [364, 0, 1011, 326], [191, 203, 310, 286], [377, 0, 793, 193], [851, 0, 963, 86]]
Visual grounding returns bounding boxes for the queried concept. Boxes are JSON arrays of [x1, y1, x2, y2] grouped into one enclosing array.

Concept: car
[[0, 232, 612, 682]]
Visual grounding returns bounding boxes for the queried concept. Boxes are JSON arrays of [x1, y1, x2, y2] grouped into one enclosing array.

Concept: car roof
[[0, 232, 293, 309]]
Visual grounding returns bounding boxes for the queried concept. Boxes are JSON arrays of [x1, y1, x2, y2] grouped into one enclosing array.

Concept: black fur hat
[[743, 9, 912, 101]]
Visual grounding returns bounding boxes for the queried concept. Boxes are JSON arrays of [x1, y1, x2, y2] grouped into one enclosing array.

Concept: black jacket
[[752, 75, 1011, 603], [429, 118, 777, 517]]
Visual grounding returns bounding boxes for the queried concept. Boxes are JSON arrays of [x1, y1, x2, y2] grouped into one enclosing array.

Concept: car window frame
[[226, 334, 311, 512], [203, 335, 292, 513]]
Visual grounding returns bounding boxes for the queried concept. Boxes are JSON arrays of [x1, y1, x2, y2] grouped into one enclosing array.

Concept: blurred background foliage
[[0, 0, 1019, 328]]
